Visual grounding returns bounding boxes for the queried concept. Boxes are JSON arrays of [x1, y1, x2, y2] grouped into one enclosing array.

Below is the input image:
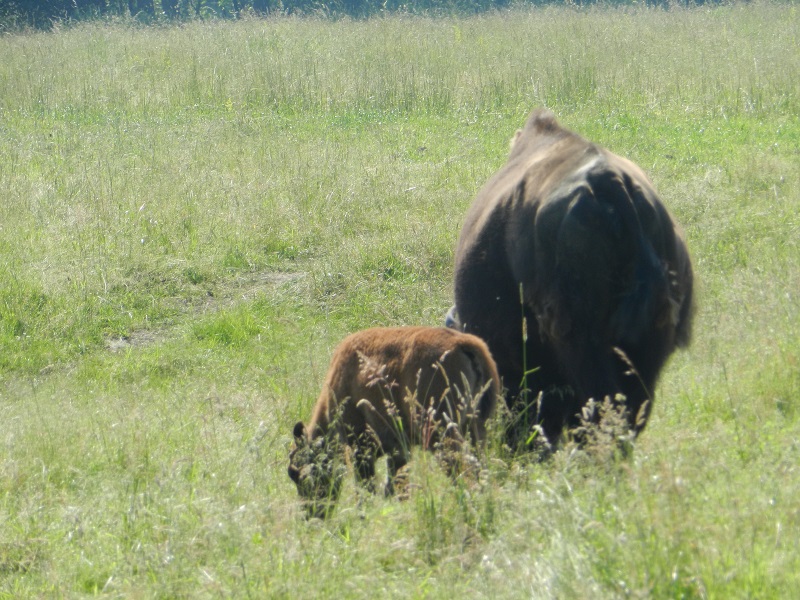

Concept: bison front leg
[[351, 429, 380, 495]]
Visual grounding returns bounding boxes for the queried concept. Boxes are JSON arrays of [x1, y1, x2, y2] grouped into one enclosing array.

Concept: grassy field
[[1, 2, 799, 597]]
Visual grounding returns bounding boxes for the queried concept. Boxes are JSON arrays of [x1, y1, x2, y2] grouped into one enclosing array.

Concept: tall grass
[[1, 3, 799, 597]]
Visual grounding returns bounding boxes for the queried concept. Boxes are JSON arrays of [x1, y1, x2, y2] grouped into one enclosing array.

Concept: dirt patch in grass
[[105, 329, 166, 352], [104, 270, 307, 352]]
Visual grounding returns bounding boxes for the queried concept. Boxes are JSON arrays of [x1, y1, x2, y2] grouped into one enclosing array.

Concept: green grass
[[1, 2, 799, 597]]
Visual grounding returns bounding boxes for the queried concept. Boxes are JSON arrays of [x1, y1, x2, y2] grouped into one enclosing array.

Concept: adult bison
[[450, 108, 693, 448]]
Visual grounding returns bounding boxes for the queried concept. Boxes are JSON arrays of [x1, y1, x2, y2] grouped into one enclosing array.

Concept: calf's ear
[[293, 422, 308, 444]]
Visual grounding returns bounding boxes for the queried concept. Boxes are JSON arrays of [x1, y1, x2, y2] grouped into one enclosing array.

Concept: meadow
[[1, 2, 799, 597]]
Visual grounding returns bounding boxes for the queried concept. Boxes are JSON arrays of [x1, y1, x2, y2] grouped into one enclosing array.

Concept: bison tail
[[609, 243, 669, 347], [672, 236, 695, 348]]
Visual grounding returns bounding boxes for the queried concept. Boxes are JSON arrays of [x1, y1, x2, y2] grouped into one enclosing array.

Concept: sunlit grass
[[0, 3, 799, 597]]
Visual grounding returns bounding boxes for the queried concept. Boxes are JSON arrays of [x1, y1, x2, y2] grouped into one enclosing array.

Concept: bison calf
[[288, 326, 500, 518]]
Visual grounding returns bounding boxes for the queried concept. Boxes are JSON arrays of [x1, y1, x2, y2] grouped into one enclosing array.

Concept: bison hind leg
[[503, 388, 558, 456], [385, 452, 410, 499], [569, 395, 638, 461], [433, 419, 482, 483]]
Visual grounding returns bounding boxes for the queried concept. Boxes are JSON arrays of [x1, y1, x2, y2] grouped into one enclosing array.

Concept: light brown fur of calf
[[289, 326, 500, 517]]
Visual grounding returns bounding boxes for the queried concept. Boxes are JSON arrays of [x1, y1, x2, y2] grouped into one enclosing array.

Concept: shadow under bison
[[449, 108, 694, 449]]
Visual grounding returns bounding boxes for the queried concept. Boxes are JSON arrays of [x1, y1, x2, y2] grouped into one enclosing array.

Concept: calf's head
[[288, 422, 346, 519]]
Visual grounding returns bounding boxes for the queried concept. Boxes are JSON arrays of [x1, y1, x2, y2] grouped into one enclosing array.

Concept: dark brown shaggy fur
[[451, 108, 694, 448]]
